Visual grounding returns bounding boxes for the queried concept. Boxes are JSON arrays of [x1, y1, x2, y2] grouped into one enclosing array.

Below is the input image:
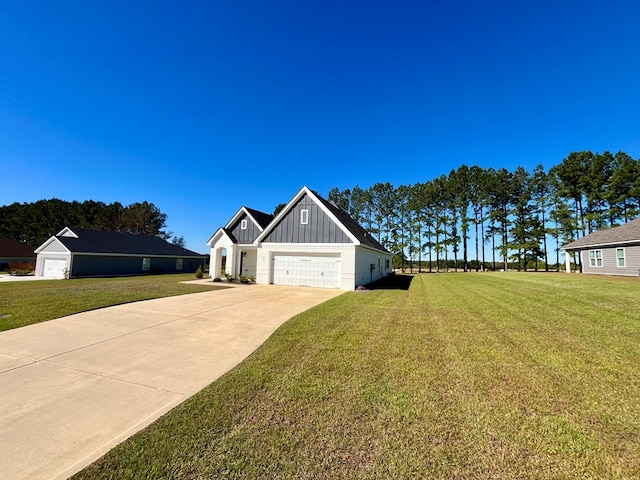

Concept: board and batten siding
[[580, 244, 640, 276], [228, 213, 261, 244], [262, 193, 353, 244]]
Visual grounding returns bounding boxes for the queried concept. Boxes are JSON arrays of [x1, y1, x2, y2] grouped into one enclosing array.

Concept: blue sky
[[2, 1, 639, 253]]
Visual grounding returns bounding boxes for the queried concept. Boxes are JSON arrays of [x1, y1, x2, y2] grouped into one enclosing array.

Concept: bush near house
[[6, 262, 35, 276]]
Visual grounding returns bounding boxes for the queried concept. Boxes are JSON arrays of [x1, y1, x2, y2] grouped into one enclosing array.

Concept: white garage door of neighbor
[[273, 255, 341, 288], [43, 259, 67, 278]]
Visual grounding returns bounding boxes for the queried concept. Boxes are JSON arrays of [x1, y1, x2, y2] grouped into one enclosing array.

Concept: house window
[[589, 250, 602, 267], [241, 219, 247, 230], [616, 248, 626, 267], [386, 259, 390, 269], [142, 258, 151, 271], [176, 258, 183, 270], [301, 209, 309, 225]]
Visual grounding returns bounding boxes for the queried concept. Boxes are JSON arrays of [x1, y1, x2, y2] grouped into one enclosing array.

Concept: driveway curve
[[0, 284, 342, 480]]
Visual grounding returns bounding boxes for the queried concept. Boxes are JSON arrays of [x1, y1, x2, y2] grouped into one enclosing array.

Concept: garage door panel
[[273, 255, 340, 288], [43, 259, 67, 278]]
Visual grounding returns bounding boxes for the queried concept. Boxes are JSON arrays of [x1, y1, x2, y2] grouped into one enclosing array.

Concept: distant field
[[0, 274, 226, 331], [71, 272, 640, 479]]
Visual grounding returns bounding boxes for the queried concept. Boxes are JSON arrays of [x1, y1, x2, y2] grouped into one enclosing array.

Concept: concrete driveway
[[0, 284, 342, 480]]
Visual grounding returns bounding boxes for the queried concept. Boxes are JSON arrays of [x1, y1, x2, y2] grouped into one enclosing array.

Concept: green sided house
[[208, 186, 393, 290], [35, 227, 204, 278], [562, 217, 640, 276]]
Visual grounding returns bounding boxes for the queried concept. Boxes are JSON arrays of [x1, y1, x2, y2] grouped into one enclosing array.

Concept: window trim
[[142, 257, 151, 271], [176, 258, 183, 271], [240, 219, 247, 230], [300, 209, 309, 225], [588, 249, 603, 268], [616, 247, 626, 268]]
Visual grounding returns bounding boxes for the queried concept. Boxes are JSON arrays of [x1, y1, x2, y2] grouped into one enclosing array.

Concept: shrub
[[195, 266, 203, 279], [249, 274, 256, 283], [212, 277, 222, 282], [224, 273, 233, 282], [239, 274, 249, 284], [8, 262, 35, 276]]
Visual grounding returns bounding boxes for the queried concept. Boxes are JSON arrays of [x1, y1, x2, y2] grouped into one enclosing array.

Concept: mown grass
[[74, 273, 640, 479], [0, 274, 226, 331]]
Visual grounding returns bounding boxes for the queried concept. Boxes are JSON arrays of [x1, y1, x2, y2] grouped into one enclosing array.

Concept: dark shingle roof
[[314, 193, 389, 253], [57, 228, 202, 256], [0, 236, 36, 258], [244, 207, 273, 229], [562, 217, 640, 250]]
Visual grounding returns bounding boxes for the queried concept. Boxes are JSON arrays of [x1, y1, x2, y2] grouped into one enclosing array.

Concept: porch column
[[226, 245, 237, 278], [565, 250, 571, 273]]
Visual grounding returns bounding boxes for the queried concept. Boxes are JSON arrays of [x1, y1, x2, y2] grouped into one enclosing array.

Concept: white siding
[[257, 244, 356, 290], [36, 253, 70, 277], [354, 246, 393, 287]]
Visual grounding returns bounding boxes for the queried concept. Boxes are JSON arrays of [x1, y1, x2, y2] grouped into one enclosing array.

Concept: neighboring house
[[208, 186, 393, 290], [562, 217, 640, 276], [35, 227, 204, 278], [0, 236, 36, 270]]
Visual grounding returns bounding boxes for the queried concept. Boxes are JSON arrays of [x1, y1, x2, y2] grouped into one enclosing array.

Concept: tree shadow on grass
[[365, 274, 414, 291]]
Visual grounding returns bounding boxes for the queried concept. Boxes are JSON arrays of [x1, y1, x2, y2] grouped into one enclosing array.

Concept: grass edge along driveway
[[74, 273, 640, 480], [0, 274, 227, 331]]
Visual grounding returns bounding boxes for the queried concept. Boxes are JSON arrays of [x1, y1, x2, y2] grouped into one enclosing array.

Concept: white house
[[207, 186, 393, 290]]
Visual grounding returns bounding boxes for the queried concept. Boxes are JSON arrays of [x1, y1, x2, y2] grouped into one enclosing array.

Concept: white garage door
[[43, 259, 67, 278], [273, 255, 341, 288]]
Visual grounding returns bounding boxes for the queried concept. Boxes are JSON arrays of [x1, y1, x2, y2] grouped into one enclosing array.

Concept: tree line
[[328, 150, 640, 272], [0, 199, 181, 247]]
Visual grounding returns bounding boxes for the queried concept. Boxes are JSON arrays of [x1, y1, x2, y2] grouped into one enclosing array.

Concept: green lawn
[[0, 274, 227, 331], [72, 272, 640, 479]]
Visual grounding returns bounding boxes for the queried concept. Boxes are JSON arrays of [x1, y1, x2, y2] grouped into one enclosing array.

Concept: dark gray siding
[[229, 213, 261, 243], [71, 255, 204, 277], [263, 193, 353, 244]]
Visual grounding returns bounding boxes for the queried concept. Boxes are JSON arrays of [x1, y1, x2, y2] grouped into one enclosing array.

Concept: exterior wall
[[580, 244, 640, 276], [40, 238, 68, 253], [354, 246, 393, 287], [70, 255, 203, 277], [262, 193, 353, 244], [256, 244, 356, 290], [238, 249, 257, 278], [228, 213, 261, 243], [35, 252, 71, 277]]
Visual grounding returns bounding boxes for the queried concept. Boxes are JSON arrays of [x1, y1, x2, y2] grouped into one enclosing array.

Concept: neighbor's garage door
[[43, 259, 67, 278], [273, 255, 341, 289]]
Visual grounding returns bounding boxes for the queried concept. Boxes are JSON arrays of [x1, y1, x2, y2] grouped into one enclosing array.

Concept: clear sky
[[2, 1, 639, 253]]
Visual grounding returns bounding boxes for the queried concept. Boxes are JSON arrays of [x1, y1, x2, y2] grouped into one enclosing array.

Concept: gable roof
[[562, 217, 640, 250], [256, 186, 389, 253], [244, 207, 274, 229], [314, 194, 388, 252], [225, 206, 273, 231], [0, 236, 36, 258], [40, 228, 202, 257], [206, 227, 238, 246]]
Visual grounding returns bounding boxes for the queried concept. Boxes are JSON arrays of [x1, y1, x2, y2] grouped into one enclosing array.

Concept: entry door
[[273, 255, 341, 288]]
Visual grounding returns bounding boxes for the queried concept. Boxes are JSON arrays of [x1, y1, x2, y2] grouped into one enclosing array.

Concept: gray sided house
[[0, 236, 36, 269], [562, 217, 640, 276], [35, 227, 204, 279], [208, 186, 393, 290]]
